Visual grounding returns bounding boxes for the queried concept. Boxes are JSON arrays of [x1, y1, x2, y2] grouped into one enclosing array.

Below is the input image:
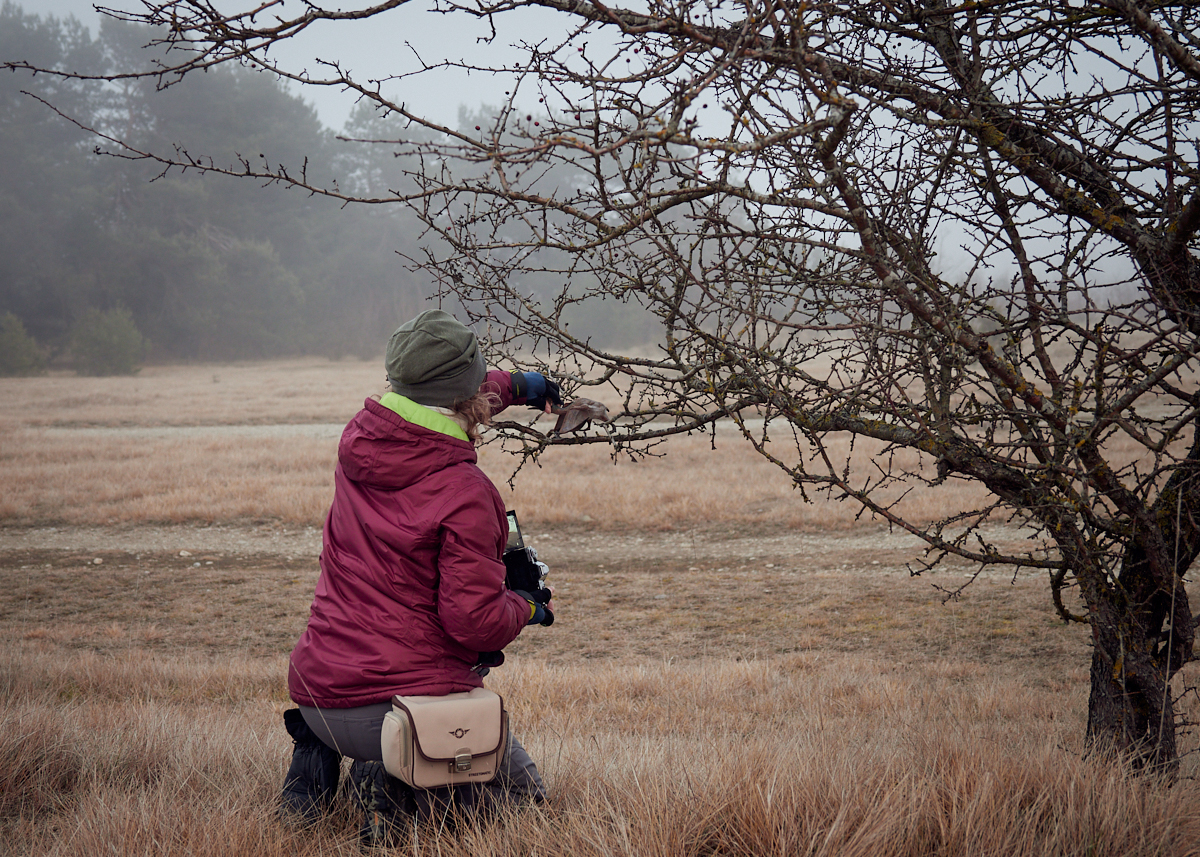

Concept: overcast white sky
[[32, 0, 567, 130]]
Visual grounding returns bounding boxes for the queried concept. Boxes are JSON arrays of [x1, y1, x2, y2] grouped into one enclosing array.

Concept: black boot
[[279, 708, 341, 823], [348, 760, 416, 848]]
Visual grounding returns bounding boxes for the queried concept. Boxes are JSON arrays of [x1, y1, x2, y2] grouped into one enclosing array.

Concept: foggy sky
[[30, 0, 562, 130]]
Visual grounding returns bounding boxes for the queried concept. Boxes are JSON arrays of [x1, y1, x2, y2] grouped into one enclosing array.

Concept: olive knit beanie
[[385, 309, 487, 407]]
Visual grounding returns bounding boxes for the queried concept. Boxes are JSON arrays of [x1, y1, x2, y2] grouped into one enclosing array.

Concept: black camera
[[503, 510, 553, 626]]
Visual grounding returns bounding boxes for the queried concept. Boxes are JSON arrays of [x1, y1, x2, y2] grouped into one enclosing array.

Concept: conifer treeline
[[1, 2, 432, 368]]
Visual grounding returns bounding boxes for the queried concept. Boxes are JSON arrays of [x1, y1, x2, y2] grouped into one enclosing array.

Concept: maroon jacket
[[288, 370, 532, 708]]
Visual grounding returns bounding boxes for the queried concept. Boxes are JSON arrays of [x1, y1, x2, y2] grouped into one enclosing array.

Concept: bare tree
[[10, 0, 1200, 770]]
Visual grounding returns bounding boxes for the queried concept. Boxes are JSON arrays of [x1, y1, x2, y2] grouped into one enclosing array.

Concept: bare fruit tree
[[11, 0, 1200, 769]]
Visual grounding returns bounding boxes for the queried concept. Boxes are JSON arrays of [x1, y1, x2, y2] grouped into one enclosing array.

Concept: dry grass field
[[1, 359, 1198, 856], [0, 357, 997, 531]]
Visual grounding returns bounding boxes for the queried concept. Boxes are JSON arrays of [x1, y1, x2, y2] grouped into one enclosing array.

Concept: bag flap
[[392, 687, 505, 761]]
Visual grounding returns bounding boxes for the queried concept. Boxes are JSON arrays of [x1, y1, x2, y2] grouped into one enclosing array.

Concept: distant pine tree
[[0, 312, 45, 376]]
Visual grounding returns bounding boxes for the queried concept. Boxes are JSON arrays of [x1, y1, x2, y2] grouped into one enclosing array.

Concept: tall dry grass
[[1, 646, 1197, 857]]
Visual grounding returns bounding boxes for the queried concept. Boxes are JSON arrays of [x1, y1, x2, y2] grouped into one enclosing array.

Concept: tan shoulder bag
[[380, 687, 508, 789]]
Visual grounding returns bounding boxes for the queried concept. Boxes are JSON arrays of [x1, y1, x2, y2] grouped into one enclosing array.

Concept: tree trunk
[[1085, 595, 1179, 772], [1081, 454, 1200, 775]]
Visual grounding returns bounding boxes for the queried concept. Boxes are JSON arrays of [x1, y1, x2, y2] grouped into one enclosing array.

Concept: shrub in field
[[0, 312, 45, 376], [70, 307, 147, 376]]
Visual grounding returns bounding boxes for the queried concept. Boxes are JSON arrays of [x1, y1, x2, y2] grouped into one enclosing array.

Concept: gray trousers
[[299, 701, 547, 809]]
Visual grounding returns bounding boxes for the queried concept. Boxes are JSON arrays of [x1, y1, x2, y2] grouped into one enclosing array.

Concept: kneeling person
[[280, 309, 560, 841]]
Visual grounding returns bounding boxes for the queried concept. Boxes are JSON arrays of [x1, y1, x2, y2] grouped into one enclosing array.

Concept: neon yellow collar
[[378, 392, 469, 442]]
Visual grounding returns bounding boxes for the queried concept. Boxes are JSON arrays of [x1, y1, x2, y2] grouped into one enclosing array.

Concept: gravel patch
[[38, 424, 344, 440], [0, 523, 324, 557], [0, 521, 1041, 583]]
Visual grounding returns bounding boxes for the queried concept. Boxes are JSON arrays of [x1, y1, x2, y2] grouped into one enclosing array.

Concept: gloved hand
[[514, 588, 554, 626], [473, 650, 505, 676], [511, 372, 563, 412]]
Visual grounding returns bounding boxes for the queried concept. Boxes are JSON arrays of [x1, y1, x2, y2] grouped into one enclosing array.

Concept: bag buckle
[[453, 750, 472, 773]]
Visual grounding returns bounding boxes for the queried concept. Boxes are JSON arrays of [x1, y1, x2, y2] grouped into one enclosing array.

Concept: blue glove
[[511, 372, 563, 411], [514, 589, 554, 626]]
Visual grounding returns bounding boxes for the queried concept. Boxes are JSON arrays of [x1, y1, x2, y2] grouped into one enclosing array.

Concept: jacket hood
[[338, 397, 477, 491]]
